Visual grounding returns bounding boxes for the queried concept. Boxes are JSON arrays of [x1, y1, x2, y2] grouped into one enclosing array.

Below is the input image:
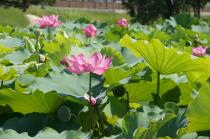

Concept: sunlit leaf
[[0, 89, 63, 114], [120, 35, 210, 75], [186, 84, 210, 132], [101, 47, 126, 66]]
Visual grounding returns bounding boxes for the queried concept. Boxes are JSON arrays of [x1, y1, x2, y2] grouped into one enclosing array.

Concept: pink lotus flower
[[117, 18, 128, 28], [83, 24, 97, 37], [67, 54, 87, 74], [64, 52, 112, 75], [36, 15, 62, 29], [192, 46, 208, 57], [84, 93, 97, 106]]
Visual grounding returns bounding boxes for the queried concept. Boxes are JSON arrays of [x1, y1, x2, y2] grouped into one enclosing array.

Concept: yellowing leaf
[[0, 44, 13, 55]]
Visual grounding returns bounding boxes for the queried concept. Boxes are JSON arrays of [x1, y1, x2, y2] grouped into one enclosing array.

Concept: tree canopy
[[123, 0, 209, 24]]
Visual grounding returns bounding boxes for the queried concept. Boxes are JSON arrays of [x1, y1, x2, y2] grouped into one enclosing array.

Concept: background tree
[[189, 0, 209, 18], [0, 0, 57, 11], [123, 0, 208, 24]]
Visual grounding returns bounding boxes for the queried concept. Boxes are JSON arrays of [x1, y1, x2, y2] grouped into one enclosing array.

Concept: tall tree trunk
[[197, 0, 201, 18], [166, 0, 174, 18], [22, 0, 30, 12], [194, 0, 201, 18]]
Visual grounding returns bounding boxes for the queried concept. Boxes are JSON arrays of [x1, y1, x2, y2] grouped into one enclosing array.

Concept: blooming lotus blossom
[[67, 54, 87, 74], [63, 52, 112, 75], [84, 52, 112, 75], [117, 18, 128, 28], [36, 15, 62, 29], [84, 93, 97, 106], [192, 46, 207, 57], [83, 24, 97, 37]]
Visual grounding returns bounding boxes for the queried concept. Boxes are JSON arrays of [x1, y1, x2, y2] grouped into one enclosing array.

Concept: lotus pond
[[0, 16, 210, 139]]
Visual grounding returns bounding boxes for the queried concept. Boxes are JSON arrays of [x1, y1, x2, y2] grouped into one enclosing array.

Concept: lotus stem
[[47, 27, 51, 40], [35, 31, 40, 77], [0, 80, 3, 87], [88, 73, 92, 107], [126, 91, 130, 112], [96, 106, 105, 137], [88, 72, 93, 130], [155, 72, 160, 105]]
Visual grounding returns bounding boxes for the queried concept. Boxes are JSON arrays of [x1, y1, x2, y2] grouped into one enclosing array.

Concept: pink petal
[[67, 66, 83, 74], [36, 15, 62, 29], [92, 67, 107, 75]]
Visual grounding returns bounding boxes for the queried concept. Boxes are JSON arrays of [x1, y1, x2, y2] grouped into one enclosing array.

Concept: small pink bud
[[83, 24, 97, 37], [117, 18, 128, 28], [84, 93, 97, 106]]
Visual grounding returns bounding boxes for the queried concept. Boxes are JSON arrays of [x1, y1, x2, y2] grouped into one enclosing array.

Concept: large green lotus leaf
[[179, 132, 209, 139], [29, 72, 99, 97], [158, 137, 171, 139], [78, 107, 99, 132], [120, 35, 210, 75], [104, 29, 122, 42], [178, 83, 193, 106], [158, 109, 187, 138], [149, 30, 171, 41], [0, 64, 5, 78], [101, 47, 126, 66], [186, 71, 210, 84], [103, 96, 128, 118], [0, 25, 13, 33], [121, 112, 150, 138], [133, 122, 158, 139], [124, 81, 155, 102], [42, 34, 82, 66], [161, 74, 193, 105], [0, 128, 89, 139], [123, 78, 180, 104], [103, 63, 147, 87], [176, 26, 210, 45], [133, 113, 178, 139], [0, 44, 13, 57], [2, 113, 85, 137], [0, 38, 24, 48], [0, 89, 63, 114], [119, 34, 142, 57], [4, 48, 31, 64], [43, 41, 61, 54], [2, 113, 49, 136], [103, 68, 131, 86], [186, 84, 210, 132]]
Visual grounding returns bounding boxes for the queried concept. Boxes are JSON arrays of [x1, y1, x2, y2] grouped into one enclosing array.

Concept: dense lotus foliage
[[0, 15, 210, 139]]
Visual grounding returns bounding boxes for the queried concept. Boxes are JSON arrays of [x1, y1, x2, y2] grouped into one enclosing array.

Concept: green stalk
[[88, 73, 93, 138], [126, 91, 130, 112], [47, 27, 51, 40], [155, 72, 160, 105], [0, 80, 3, 87], [88, 73, 92, 107], [35, 32, 40, 77], [86, 37, 91, 46], [35, 35, 40, 64], [96, 106, 105, 137]]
